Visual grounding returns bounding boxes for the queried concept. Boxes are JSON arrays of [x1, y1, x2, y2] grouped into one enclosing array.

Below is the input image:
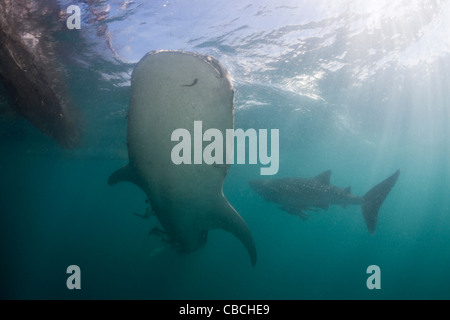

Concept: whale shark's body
[[250, 170, 400, 233], [109, 51, 257, 266]]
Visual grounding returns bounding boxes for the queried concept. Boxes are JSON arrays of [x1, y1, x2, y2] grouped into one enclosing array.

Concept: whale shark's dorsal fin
[[313, 170, 331, 185], [344, 186, 351, 194]]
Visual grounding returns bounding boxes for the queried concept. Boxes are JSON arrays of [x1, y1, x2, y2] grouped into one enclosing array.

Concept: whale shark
[[108, 50, 257, 266], [249, 170, 400, 234]]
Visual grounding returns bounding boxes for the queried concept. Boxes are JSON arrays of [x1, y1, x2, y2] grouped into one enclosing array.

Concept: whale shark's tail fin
[[362, 170, 400, 234]]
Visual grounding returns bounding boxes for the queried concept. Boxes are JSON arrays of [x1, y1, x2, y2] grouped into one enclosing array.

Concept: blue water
[[1, 0, 450, 299]]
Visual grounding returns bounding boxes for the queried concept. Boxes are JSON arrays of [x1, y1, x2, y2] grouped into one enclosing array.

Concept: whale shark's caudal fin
[[362, 170, 400, 234], [208, 196, 257, 267]]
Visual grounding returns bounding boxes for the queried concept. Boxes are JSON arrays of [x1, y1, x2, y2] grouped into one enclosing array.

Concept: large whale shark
[[109, 50, 257, 266], [250, 170, 400, 234]]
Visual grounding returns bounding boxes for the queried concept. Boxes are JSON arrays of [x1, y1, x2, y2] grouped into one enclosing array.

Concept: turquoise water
[[1, 0, 450, 299]]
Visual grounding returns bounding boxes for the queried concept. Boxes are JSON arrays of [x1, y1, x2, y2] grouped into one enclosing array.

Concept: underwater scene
[[1, 0, 450, 300]]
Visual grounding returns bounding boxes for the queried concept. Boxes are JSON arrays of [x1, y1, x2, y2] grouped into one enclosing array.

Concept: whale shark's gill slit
[[181, 78, 198, 87]]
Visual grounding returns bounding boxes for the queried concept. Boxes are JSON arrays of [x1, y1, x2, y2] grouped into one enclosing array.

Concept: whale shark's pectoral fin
[[208, 197, 257, 267], [108, 163, 144, 189]]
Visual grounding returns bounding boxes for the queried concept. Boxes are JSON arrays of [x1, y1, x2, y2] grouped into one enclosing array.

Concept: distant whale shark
[[108, 51, 257, 266], [250, 170, 400, 234]]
